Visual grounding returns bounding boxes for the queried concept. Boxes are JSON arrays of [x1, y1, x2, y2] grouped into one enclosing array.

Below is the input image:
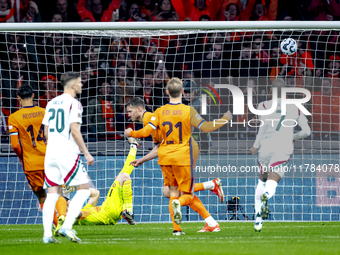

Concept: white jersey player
[[42, 72, 94, 244], [250, 78, 311, 232]]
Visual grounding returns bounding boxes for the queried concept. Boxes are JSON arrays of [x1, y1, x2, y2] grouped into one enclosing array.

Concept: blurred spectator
[[0, 93, 9, 135], [141, 0, 158, 21], [77, 0, 121, 22], [171, 0, 221, 21], [252, 36, 269, 64], [280, 39, 314, 78], [194, 43, 228, 78], [308, 0, 340, 21], [250, 0, 278, 21], [268, 43, 281, 81], [326, 55, 340, 87], [311, 78, 340, 136], [38, 75, 60, 108], [153, 0, 179, 21], [51, 13, 63, 22], [45, 46, 72, 80], [21, 1, 41, 22], [0, 0, 14, 22], [1, 53, 38, 113], [223, 2, 240, 21], [112, 64, 137, 112], [88, 79, 123, 139], [182, 79, 201, 110], [135, 71, 163, 111], [56, 0, 81, 22], [127, 2, 146, 21]]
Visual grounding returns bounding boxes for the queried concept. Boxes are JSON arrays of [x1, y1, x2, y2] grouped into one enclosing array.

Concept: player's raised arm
[[293, 112, 311, 141], [190, 107, 233, 132]]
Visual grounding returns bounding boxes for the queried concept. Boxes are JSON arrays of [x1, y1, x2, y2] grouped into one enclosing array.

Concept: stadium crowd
[[0, 0, 339, 140]]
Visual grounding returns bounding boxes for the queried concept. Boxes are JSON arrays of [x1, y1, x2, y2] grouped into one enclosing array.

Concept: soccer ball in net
[[280, 38, 297, 55]]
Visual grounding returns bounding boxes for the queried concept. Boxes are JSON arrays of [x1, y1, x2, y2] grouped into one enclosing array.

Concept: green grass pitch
[[1, 222, 339, 255]]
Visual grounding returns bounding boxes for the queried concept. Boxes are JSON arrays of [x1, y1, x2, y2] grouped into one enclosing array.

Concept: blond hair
[[166, 77, 183, 98]]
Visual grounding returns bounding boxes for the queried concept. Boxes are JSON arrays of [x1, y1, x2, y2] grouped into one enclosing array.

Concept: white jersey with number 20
[[42, 93, 83, 158]]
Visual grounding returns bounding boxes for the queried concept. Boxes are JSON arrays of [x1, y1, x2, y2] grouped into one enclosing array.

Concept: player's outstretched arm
[[125, 125, 155, 139], [199, 111, 233, 133], [70, 123, 94, 166], [293, 114, 311, 141], [130, 143, 160, 167]]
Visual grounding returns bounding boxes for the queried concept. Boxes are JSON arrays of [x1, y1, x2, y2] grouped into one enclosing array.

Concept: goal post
[[0, 21, 339, 224]]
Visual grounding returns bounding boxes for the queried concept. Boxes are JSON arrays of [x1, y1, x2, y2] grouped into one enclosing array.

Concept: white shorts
[[258, 152, 291, 177], [44, 155, 88, 188]]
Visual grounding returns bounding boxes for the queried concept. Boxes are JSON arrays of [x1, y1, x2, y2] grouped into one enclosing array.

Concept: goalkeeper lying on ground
[[62, 137, 140, 226]]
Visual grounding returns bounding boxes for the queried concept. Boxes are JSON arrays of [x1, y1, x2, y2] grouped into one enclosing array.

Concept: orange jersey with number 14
[[8, 106, 46, 171]]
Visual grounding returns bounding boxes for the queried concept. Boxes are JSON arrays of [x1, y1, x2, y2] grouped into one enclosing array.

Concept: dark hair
[[126, 97, 145, 109], [199, 15, 211, 21], [17, 85, 33, 99], [144, 70, 153, 76], [60, 72, 80, 87]]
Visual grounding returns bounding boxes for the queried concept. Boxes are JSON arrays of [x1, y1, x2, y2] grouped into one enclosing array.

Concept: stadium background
[[0, 0, 340, 225]]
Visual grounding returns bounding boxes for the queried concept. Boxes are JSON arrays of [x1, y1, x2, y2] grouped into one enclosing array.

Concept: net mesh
[[0, 28, 339, 224]]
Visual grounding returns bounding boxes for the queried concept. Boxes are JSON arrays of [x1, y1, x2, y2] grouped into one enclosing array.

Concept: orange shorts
[[161, 165, 195, 193], [24, 170, 44, 192]]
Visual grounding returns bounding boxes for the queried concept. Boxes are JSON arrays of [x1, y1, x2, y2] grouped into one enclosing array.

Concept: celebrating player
[[8, 85, 67, 233], [125, 79, 232, 234], [42, 72, 95, 243], [250, 78, 311, 232]]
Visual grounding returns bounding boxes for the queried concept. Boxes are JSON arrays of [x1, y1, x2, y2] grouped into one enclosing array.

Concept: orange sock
[[189, 195, 210, 219], [178, 194, 193, 206], [55, 197, 67, 217], [194, 183, 204, 192], [169, 196, 181, 232], [40, 203, 44, 210]]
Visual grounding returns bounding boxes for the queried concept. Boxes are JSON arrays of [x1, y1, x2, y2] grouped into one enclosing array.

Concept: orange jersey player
[[125, 79, 232, 234], [8, 85, 67, 235]]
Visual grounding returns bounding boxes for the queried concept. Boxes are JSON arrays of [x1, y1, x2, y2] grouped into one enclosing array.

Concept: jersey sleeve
[[42, 104, 50, 126], [8, 115, 19, 135], [252, 102, 269, 149], [293, 111, 311, 141], [70, 100, 83, 124], [130, 111, 159, 138], [8, 115, 22, 157], [190, 106, 230, 132]]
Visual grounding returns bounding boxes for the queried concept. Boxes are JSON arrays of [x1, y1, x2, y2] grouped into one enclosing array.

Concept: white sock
[[204, 216, 218, 227], [203, 181, 214, 190], [255, 179, 266, 216], [62, 189, 90, 229], [43, 193, 60, 237], [264, 180, 278, 199]]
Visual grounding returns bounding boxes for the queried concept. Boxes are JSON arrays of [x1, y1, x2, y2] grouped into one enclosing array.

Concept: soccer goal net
[[0, 21, 339, 224]]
